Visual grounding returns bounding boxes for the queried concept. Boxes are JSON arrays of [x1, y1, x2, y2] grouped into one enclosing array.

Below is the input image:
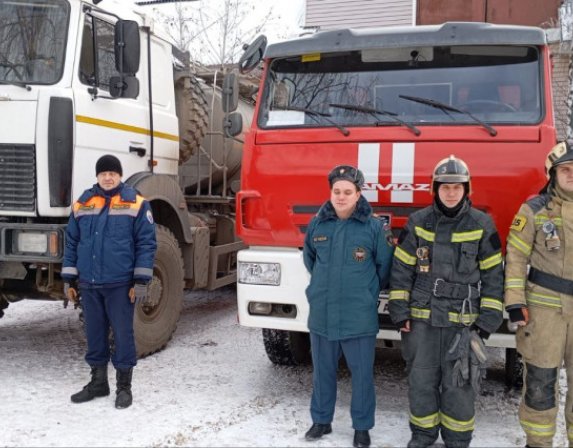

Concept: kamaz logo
[[364, 183, 430, 192]]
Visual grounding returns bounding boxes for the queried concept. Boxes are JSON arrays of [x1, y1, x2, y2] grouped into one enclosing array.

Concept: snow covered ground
[[0, 287, 569, 447]]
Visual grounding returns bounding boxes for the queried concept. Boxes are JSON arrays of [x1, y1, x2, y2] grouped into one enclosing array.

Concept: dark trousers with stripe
[[80, 285, 136, 370], [402, 321, 474, 447], [310, 332, 376, 430]]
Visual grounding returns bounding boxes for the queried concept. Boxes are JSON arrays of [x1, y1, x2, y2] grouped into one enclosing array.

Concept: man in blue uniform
[[62, 154, 156, 409], [303, 165, 394, 448]]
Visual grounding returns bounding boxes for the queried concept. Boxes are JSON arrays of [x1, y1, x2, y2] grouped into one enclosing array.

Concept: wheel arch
[[125, 172, 192, 244]]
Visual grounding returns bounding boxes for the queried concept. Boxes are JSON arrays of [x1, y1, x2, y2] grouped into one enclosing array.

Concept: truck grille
[[0, 145, 36, 212]]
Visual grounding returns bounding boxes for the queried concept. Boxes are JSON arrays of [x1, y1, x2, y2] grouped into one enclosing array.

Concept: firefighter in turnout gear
[[505, 141, 573, 447], [389, 156, 504, 448]]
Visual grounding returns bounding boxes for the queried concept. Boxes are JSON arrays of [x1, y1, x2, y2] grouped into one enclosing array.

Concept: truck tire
[[262, 328, 311, 366], [134, 225, 184, 357], [175, 75, 209, 165], [505, 347, 524, 390]]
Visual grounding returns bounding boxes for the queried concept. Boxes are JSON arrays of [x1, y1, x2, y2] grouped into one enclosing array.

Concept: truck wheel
[[134, 225, 184, 357], [505, 347, 524, 390], [175, 75, 209, 165], [262, 328, 311, 366]]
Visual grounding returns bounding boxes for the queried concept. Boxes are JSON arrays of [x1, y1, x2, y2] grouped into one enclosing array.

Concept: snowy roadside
[[0, 287, 568, 447]]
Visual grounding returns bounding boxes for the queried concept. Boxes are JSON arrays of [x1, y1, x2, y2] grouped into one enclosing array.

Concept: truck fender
[[125, 172, 193, 244]]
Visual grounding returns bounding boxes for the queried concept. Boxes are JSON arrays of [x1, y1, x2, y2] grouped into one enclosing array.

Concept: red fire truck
[[230, 22, 556, 384]]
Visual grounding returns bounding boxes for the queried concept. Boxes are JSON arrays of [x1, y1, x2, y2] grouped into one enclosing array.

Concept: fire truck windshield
[[0, 0, 69, 85], [259, 45, 542, 129]]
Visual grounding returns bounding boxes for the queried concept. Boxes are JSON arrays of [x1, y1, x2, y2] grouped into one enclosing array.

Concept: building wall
[[417, 0, 561, 26], [304, 0, 414, 29], [550, 41, 571, 142]]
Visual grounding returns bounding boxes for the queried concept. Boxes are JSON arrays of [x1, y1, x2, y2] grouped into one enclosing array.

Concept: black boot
[[71, 365, 110, 403], [353, 430, 371, 448], [115, 368, 133, 409], [407, 433, 438, 448], [304, 423, 332, 440]]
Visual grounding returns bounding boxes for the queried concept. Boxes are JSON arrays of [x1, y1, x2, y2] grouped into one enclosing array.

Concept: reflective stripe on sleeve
[[62, 267, 78, 276], [480, 297, 503, 312], [389, 290, 410, 301], [505, 278, 526, 289], [394, 246, 417, 266], [134, 267, 154, 277], [507, 233, 532, 256], [479, 252, 502, 270]]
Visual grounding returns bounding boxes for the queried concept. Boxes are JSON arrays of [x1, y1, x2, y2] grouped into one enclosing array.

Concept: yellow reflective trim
[[481, 297, 503, 312], [520, 419, 555, 437], [448, 312, 478, 325], [479, 252, 502, 270], [389, 290, 409, 301], [451, 229, 483, 242], [415, 226, 435, 242], [440, 412, 475, 432], [411, 307, 431, 319], [505, 278, 526, 289], [527, 292, 562, 308], [76, 115, 179, 142], [395, 246, 417, 266], [409, 412, 440, 429], [535, 215, 562, 226], [507, 233, 532, 256]]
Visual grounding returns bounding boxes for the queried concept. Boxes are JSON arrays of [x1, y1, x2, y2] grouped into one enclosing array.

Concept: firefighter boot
[[70, 365, 110, 403], [115, 368, 133, 409]]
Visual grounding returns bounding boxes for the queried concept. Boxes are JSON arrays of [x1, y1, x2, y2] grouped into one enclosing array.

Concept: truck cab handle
[[129, 146, 146, 157]]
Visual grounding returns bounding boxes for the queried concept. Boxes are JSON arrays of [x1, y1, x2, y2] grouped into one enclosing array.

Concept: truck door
[[71, 11, 149, 196]]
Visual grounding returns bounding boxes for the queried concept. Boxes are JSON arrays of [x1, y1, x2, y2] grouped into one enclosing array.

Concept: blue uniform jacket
[[303, 195, 395, 340], [62, 183, 157, 287]]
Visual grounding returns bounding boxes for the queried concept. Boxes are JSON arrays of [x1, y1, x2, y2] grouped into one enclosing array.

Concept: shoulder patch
[[510, 215, 527, 232], [146, 210, 154, 224], [526, 194, 550, 214]]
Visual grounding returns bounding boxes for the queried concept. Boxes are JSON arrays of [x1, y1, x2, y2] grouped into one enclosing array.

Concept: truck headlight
[[12, 230, 61, 257], [16, 232, 48, 253], [238, 262, 281, 286]]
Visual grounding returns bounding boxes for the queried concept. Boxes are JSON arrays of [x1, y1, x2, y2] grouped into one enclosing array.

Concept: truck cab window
[[79, 16, 120, 91], [0, 0, 69, 85], [259, 45, 542, 129]]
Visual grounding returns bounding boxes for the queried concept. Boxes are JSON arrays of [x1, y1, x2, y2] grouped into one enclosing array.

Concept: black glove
[[508, 308, 526, 323], [395, 320, 408, 332], [470, 324, 490, 340]]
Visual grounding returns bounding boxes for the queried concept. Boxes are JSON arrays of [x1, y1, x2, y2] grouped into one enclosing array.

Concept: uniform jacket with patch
[[389, 200, 504, 335], [62, 183, 156, 287], [504, 193, 573, 312], [303, 195, 394, 340]]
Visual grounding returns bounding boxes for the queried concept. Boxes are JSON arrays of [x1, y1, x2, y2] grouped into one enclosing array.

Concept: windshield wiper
[[0, 80, 31, 91], [398, 94, 497, 136], [274, 106, 350, 136], [329, 103, 421, 136]]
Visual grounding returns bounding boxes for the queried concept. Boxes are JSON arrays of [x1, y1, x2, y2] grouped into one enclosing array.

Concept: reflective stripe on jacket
[[389, 200, 504, 334]]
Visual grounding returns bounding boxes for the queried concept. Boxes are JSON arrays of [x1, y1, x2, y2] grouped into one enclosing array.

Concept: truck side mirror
[[109, 75, 140, 99], [238, 35, 267, 74], [223, 112, 243, 138], [115, 20, 140, 74], [222, 73, 239, 113]]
